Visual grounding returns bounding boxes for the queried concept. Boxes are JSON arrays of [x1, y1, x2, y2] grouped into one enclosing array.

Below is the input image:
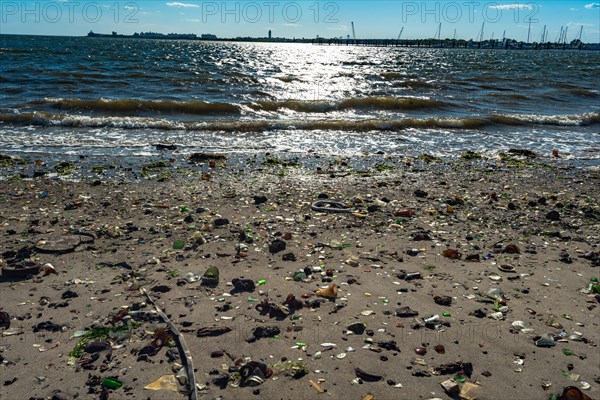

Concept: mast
[[556, 27, 563, 44], [479, 22, 485, 42], [351, 22, 356, 41], [527, 17, 532, 43], [578, 25, 583, 41], [434, 23, 441, 40], [541, 25, 546, 42], [397, 26, 404, 40]]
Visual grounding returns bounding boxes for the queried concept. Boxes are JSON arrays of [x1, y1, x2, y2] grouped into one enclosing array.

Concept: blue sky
[[1, 1, 599, 42]]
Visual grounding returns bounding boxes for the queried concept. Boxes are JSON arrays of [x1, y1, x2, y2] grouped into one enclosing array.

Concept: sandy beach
[[1, 152, 599, 400]]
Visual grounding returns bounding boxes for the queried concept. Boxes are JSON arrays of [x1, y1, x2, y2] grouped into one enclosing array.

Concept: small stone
[[253, 196, 268, 205], [434, 295, 452, 306], [396, 306, 418, 318], [269, 239, 286, 254], [282, 253, 296, 262], [502, 244, 521, 254], [546, 210, 560, 221], [61, 290, 78, 299], [213, 218, 229, 227]]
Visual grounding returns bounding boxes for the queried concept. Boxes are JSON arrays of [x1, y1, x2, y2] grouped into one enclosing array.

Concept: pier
[[311, 38, 593, 51]]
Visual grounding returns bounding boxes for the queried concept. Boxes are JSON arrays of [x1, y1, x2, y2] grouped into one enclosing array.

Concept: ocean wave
[[42, 98, 240, 114], [1, 111, 597, 131], [38, 96, 447, 115], [491, 112, 600, 126], [250, 96, 447, 112]]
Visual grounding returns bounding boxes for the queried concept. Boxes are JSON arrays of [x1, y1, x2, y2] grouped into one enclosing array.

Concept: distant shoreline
[[1, 32, 598, 50]]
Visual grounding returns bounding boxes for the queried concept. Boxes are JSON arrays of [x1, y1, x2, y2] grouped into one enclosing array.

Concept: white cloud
[[328, 25, 349, 32], [166, 2, 199, 8], [569, 8, 577, 11], [185, 19, 201, 22], [584, 3, 600, 8], [567, 22, 594, 27], [488, 3, 533, 10]]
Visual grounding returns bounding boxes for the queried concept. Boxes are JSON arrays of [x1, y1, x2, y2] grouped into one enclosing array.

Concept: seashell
[[335, 353, 347, 359], [320, 343, 337, 349]]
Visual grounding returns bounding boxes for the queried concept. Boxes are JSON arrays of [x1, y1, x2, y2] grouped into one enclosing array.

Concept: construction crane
[[397, 27, 404, 40]]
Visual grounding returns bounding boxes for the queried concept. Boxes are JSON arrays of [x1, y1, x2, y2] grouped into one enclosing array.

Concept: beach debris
[[102, 377, 122, 390], [309, 379, 324, 393], [459, 382, 481, 400], [202, 266, 219, 286], [1, 261, 40, 279], [443, 249, 462, 259], [440, 378, 460, 396], [240, 361, 273, 386], [144, 375, 178, 391], [35, 233, 94, 254], [355, 367, 383, 382], [311, 200, 352, 213], [247, 325, 280, 342], [315, 284, 337, 299], [196, 325, 231, 337]]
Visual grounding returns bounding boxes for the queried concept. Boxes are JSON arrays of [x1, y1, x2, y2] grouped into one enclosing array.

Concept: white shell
[[335, 353, 347, 359], [321, 343, 337, 349], [361, 310, 374, 316]]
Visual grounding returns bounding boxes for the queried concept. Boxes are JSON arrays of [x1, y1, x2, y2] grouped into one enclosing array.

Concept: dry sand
[[0, 152, 599, 400]]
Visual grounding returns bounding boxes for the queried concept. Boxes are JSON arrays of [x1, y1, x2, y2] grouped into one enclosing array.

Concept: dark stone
[[559, 251, 573, 264], [184, 215, 195, 223], [213, 218, 230, 227], [414, 189, 428, 198], [470, 309, 486, 318], [32, 321, 62, 332], [248, 326, 280, 341], [282, 253, 296, 262], [546, 210, 561, 221], [367, 205, 380, 213], [61, 290, 79, 299], [396, 306, 418, 317], [231, 278, 256, 293], [347, 323, 366, 335], [317, 193, 329, 199], [433, 295, 452, 306], [253, 196, 268, 205], [378, 341, 400, 351], [269, 239, 286, 254], [151, 285, 171, 293]]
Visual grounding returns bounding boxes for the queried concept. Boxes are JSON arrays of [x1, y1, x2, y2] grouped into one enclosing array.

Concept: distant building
[[268, 30, 272, 39], [201, 34, 217, 40]]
